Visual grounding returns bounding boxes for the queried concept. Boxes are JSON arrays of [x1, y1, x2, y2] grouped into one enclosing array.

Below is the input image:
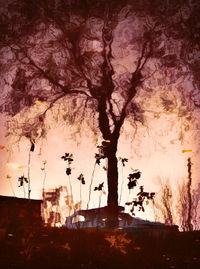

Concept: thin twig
[[119, 163, 124, 205], [42, 162, 47, 197], [99, 190, 102, 209], [87, 162, 96, 209], [8, 176, 16, 197], [23, 184, 26, 198], [27, 149, 31, 199], [80, 180, 82, 210], [68, 174, 74, 213]]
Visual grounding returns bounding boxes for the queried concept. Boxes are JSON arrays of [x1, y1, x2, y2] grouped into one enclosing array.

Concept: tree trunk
[[106, 141, 119, 228], [97, 98, 121, 228]]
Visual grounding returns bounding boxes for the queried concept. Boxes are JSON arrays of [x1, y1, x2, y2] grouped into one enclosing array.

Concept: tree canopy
[[0, 0, 199, 140]]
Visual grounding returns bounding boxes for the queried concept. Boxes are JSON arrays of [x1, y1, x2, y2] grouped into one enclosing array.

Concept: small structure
[[0, 195, 42, 233], [64, 206, 178, 234]]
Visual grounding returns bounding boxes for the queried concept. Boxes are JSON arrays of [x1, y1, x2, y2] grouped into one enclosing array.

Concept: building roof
[[0, 195, 42, 204]]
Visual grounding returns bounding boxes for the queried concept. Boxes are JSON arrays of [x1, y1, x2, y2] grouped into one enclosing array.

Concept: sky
[[0, 102, 199, 224], [0, 0, 200, 226]]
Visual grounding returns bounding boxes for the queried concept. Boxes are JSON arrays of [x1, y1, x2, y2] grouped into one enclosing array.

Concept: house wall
[[0, 195, 42, 232]]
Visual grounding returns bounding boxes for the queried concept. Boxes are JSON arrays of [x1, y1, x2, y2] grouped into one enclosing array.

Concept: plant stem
[[80, 180, 82, 210], [8, 177, 15, 197], [67, 165, 75, 213], [87, 162, 96, 210], [27, 149, 31, 199], [23, 184, 26, 198], [119, 163, 124, 205], [42, 163, 47, 197], [99, 190, 102, 209]]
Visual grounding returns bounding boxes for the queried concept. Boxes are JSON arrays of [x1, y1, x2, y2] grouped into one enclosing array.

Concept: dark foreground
[[0, 226, 200, 269]]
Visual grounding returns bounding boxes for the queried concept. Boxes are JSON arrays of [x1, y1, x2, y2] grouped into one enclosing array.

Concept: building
[[64, 206, 179, 234], [0, 195, 42, 233]]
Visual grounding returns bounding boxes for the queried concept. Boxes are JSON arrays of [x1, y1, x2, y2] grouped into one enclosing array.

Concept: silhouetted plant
[[87, 143, 107, 210], [125, 170, 155, 216], [26, 138, 35, 199], [18, 175, 28, 198], [7, 175, 16, 197], [77, 173, 85, 209], [119, 157, 128, 205], [94, 182, 104, 192], [41, 160, 47, 197], [87, 161, 97, 210], [94, 182, 105, 209], [92, 182, 106, 226], [127, 170, 141, 190], [61, 152, 74, 211]]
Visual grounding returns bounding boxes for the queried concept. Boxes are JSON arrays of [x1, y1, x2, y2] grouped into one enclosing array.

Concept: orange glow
[[35, 100, 44, 105]]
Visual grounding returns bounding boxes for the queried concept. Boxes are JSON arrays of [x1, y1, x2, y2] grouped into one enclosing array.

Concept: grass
[[0, 226, 200, 269]]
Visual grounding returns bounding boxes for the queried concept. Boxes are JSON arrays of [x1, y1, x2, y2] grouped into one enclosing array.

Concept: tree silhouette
[[0, 0, 200, 227]]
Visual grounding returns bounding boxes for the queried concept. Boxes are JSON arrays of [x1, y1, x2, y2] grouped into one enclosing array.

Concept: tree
[[0, 0, 200, 227]]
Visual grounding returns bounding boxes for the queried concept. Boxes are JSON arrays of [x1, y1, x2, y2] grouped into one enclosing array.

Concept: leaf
[[122, 158, 128, 167], [77, 174, 85, 184], [127, 179, 137, 189], [39, 116, 44, 122], [24, 177, 28, 183], [96, 158, 101, 165], [30, 143, 35, 152], [66, 168, 71, 175], [182, 150, 192, 153], [95, 153, 104, 165], [94, 182, 104, 191], [18, 175, 28, 187], [35, 100, 44, 104], [61, 153, 73, 162], [23, 130, 29, 133], [128, 171, 141, 180], [149, 192, 155, 199]]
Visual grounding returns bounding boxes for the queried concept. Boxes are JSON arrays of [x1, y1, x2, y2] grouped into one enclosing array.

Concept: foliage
[[18, 175, 28, 187]]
